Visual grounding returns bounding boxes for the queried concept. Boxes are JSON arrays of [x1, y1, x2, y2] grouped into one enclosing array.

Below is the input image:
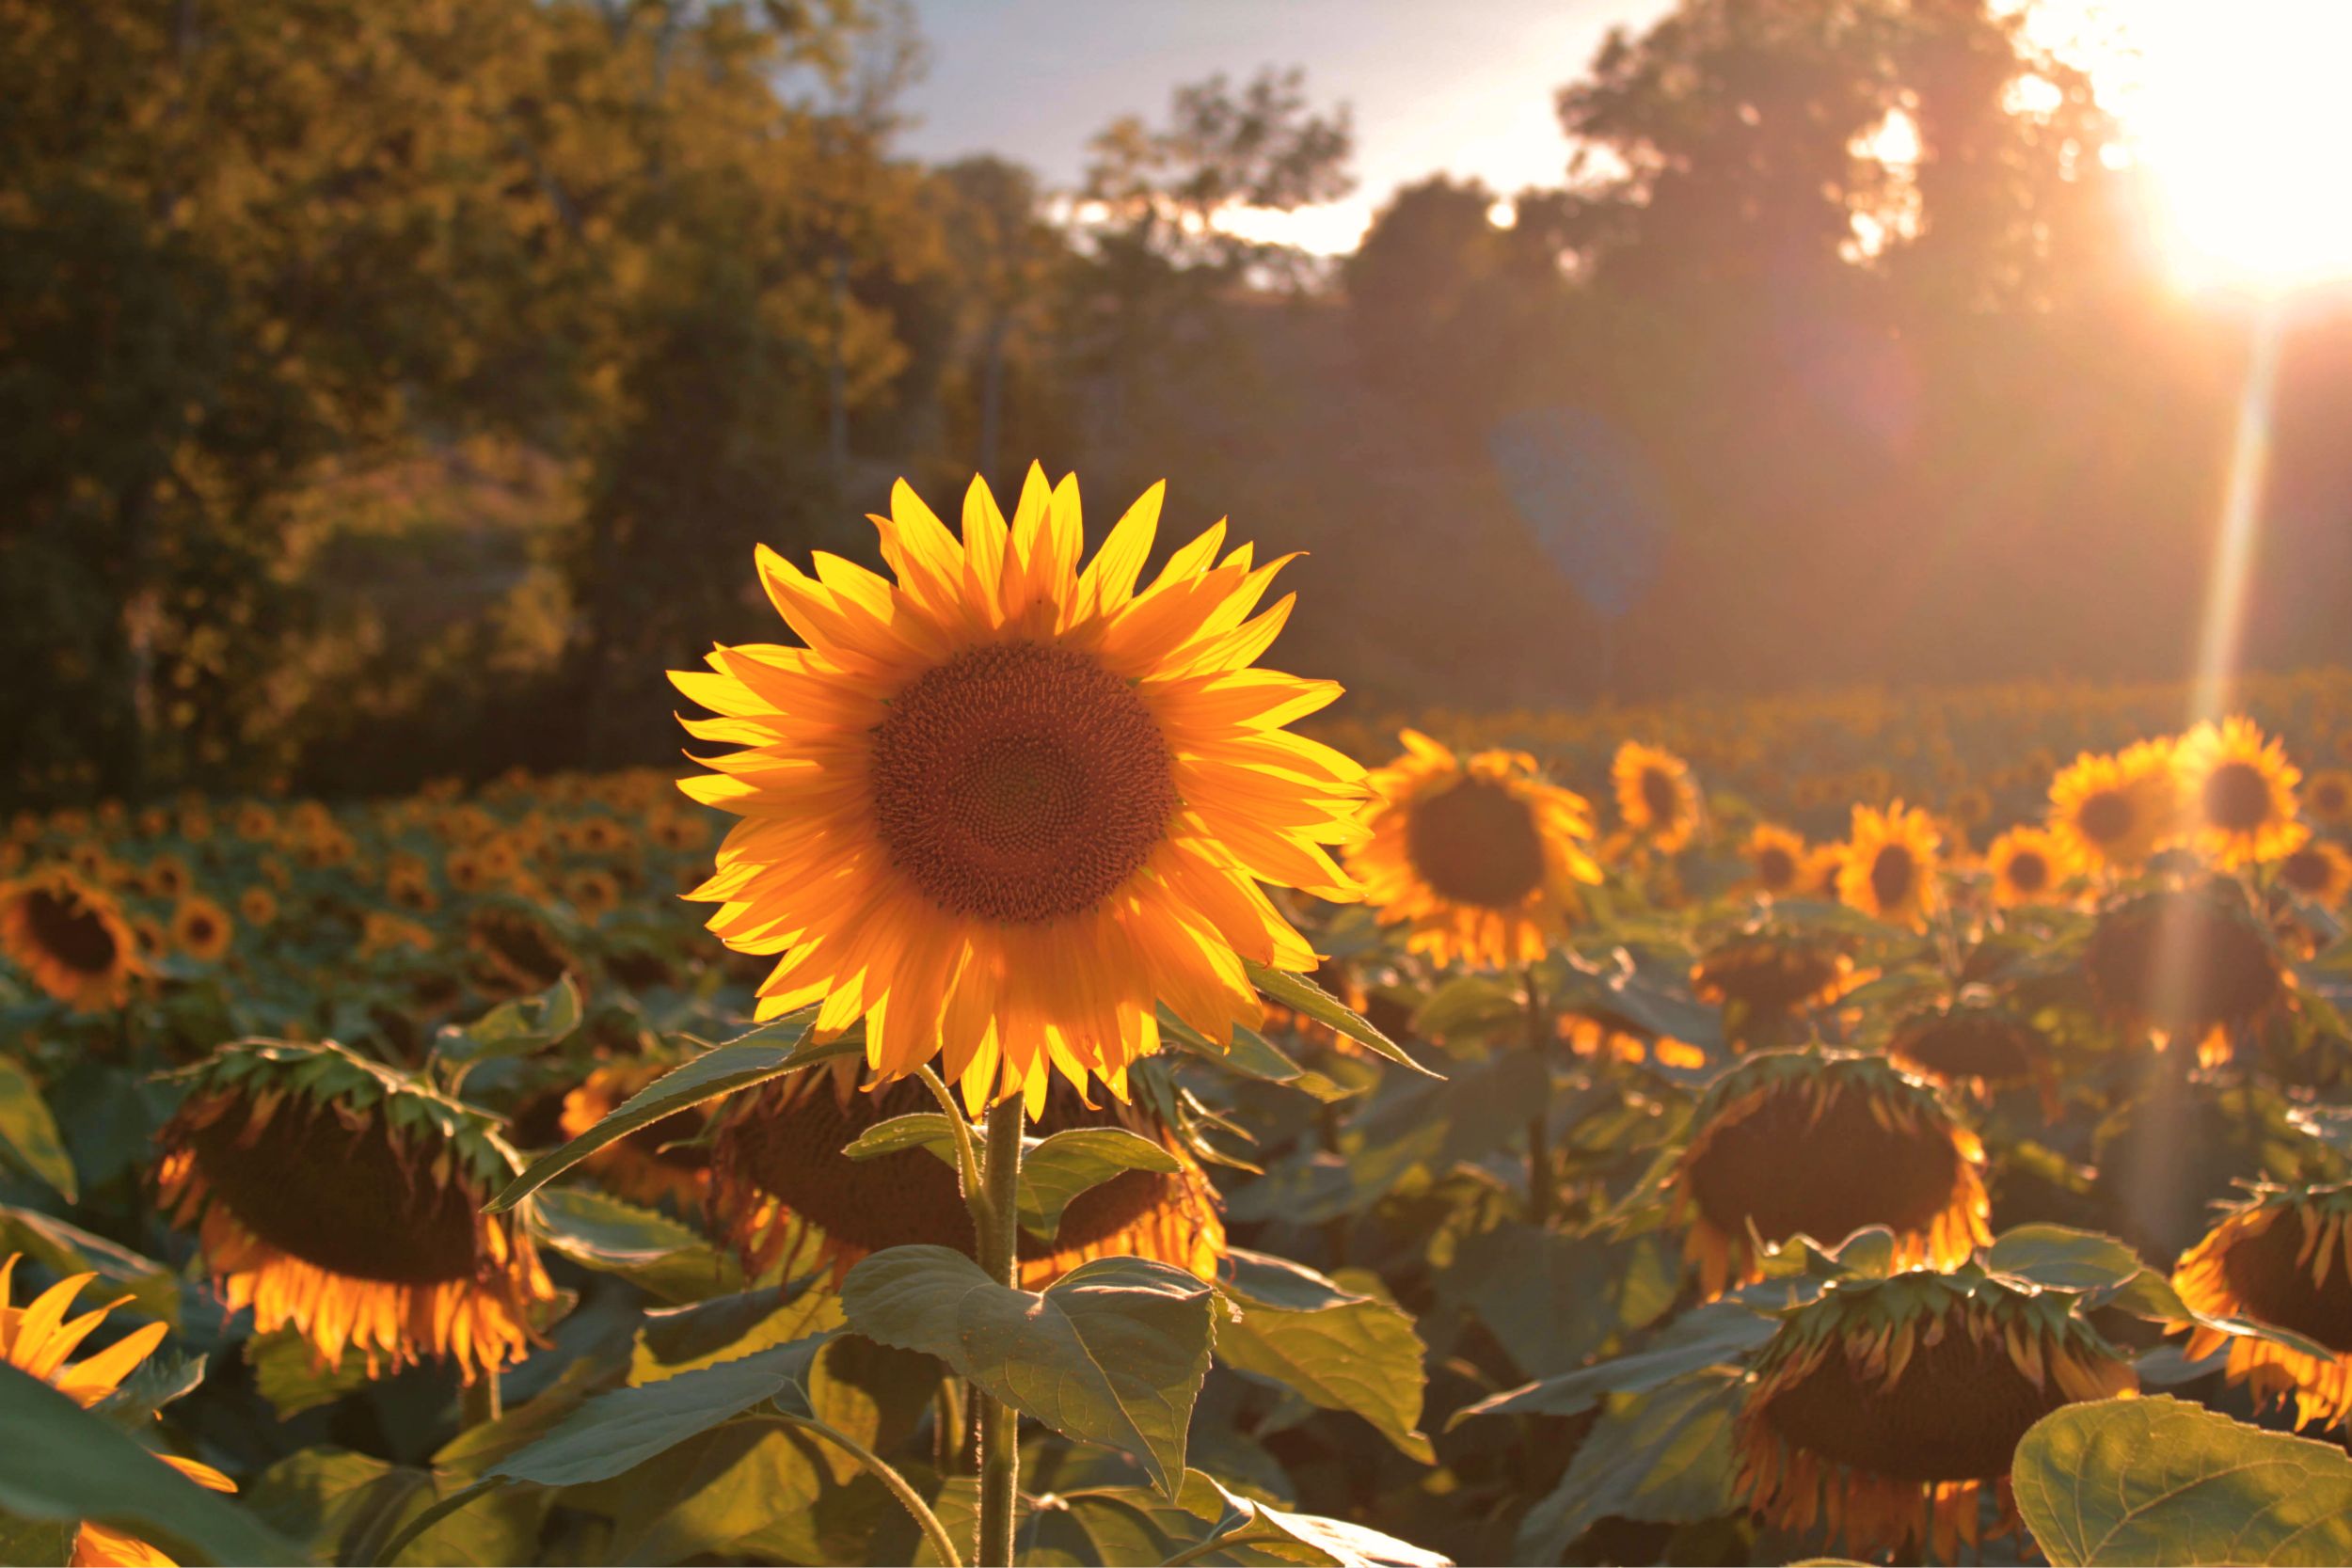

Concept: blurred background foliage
[[5, 0, 2347, 808]]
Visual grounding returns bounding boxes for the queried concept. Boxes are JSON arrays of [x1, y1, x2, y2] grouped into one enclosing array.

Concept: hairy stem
[[975, 1094, 1026, 1566]]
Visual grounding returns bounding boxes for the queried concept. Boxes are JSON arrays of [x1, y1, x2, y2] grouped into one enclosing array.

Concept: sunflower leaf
[[485, 1011, 835, 1212], [1215, 1249, 1434, 1463], [1016, 1127, 1181, 1241], [1244, 962, 1439, 1077], [530, 1187, 744, 1304], [1514, 1372, 1741, 1562], [1451, 1298, 1778, 1427], [0, 1206, 178, 1326], [432, 974, 583, 1065], [2013, 1394, 2352, 1565], [0, 1056, 76, 1203], [839, 1113, 961, 1164], [839, 1244, 1217, 1495]]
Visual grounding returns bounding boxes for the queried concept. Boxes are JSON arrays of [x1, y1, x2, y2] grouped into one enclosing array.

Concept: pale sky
[[897, 0, 1673, 247]]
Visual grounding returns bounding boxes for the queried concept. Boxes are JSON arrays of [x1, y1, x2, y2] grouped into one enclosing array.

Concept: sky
[[896, 0, 1673, 251]]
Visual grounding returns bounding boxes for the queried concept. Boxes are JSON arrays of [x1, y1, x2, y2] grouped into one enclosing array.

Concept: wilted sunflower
[[1744, 824, 1808, 895], [1668, 1052, 1990, 1297], [2, 1256, 238, 1567], [1692, 928, 1860, 1044], [1885, 995, 2052, 1105], [1350, 732, 1600, 971], [2278, 840, 2352, 910], [2084, 881, 2288, 1059], [0, 866, 143, 1011], [1736, 1267, 2137, 1560], [1983, 825, 2068, 908], [559, 1059, 712, 1212], [1837, 803, 1941, 930], [2047, 740, 2177, 872], [2173, 716, 2306, 868], [2172, 1181, 2352, 1428], [707, 1060, 1222, 1288], [156, 1040, 555, 1380], [1613, 741, 1700, 853], [170, 895, 234, 963], [675, 467, 1363, 1111]]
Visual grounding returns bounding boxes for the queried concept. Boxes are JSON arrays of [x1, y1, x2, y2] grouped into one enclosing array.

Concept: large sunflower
[[1885, 994, 2052, 1106], [1692, 927, 1861, 1045], [2172, 1181, 2352, 1428], [675, 467, 1362, 1112], [156, 1040, 555, 1380], [1348, 732, 1600, 971], [0, 865, 142, 1012], [2083, 881, 2288, 1058], [1612, 741, 1700, 853], [1736, 1267, 2137, 1560], [1836, 803, 1941, 930], [707, 1060, 1222, 1289], [2047, 740, 2177, 872], [2173, 716, 2306, 868], [1668, 1052, 1990, 1297], [2, 1256, 238, 1568]]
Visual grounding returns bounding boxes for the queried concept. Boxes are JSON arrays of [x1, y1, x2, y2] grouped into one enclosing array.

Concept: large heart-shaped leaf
[[0, 1057, 75, 1202], [1216, 1250, 1433, 1462], [1515, 1373, 1741, 1562], [840, 1244, 1217, 1494], [2013, 1394, 2352, 1566], [0, 1364, 301, 1566], [1015, 1128, 1181, 1240], [242, 1447, 545, 1567]]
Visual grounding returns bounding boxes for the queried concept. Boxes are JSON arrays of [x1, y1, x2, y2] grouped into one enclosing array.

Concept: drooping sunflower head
[[2083, 880, 2288, 1056], [1692, 927, 1859, 1041], [558, 1057, 712, 1212], [2048, 739, 2178, 872], [156, 1040, 556, 1380], [1736, 1267, 2137, 1560], [0, 865, 143, 1012], [171, 895, 235, 963], [1745, 823, 1808, 895], [2173, 1181, 2352, 1428], [1836, 803, 1942, 930], [2, 1255, 237, 1566], [1668, 1052, 1990, 1297], [1613, 740, 1701, 853], [1984, 825, 2070, 908], [707, 1059, 1223, 1289], [1884, 994, 2049, 1101], [2279, 840, 2352, 911], [1349, 731, 1601, 972], [2173, 716, 2307, 868], [675, 468, 1364, 1112]]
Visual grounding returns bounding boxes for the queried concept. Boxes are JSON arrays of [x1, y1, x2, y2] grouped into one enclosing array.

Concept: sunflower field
[[8, 473, 2352, 1568]]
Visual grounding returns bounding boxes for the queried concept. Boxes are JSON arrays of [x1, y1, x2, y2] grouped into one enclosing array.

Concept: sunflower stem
[[915, 1064, 990, 1228], [1523, 965, 1553, 1227], [976, 1093, 1025, 1567]]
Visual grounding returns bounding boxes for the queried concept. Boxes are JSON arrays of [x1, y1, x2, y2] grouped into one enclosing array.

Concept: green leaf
[[530, 1186, 745, 1303], [433, 974, 583, 1064], [1515, 1372, 1741, 1562], [1986, 1224, 2151, 1292], [1016, 1127, 1181, 1241], [2013, 1394, 2352, 1566], [840, 1244, 1217, 1495], [1187, 1472, 1454, 1568], [484, 1335, 836, 1487], [1441, 1222, 1679, 1381], [0, 1363, 301, 1566], [841, 1111, 961, 1163], [1216, 1249, 1433, 1463], [243, 1448, 545, 1568], [564, 1417, 887, 1566], [93, 1350, 206, 1428], [485, 1012, 836, 1212], [1245, 961, 1439, 1077], [631, 1284, 844, 1384], [0, 1057, 75, 1202], [0, 1208, 177, 1324], [246, 1331, 371, 1419], [1451, 1298, 1778, 1427], [0, 1510, 73, 1567]]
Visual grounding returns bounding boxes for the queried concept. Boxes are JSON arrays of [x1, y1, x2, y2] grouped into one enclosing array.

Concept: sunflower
[[2, 1256, 238, 1567], [707, 1060, 1222, 1288], [2083, 881, 2287, 1058], [559, 1059, 712, 1212], [155, 1040, 555, 1380], [1668, 1052, 1990, 1297], [1349, 732, 1600, 972], [675, 467, 1363, 1112], [170, 895, 234, 963], [237, 886, 278, 928], [140, 855, 193, 901], [2047, 740, 2177, 872], [1983, 825, 2068, 908], [1692, 929, 1859, 1044], [1613, 741, 1700, 853], [0, 866, 143, 1011], [563, 867, 622, 923], [2173, 717, 2306, 868], [2172, 1182, 2352, 1428], [1557, 1005, 1708, 1070], [1744, 824, 1808, 895], [1836, 803, 1941, 930], [2306, 768, 2352, 828], [1736, 1266, 2137, 1560], [2278, 840, 2352, 910], [1885, 995, 2051, 1103]]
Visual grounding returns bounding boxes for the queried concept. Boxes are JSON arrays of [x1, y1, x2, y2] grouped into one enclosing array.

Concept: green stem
[[975, 1094, 1026, 1567], [914, 1064, 990, 1225], [1523, 965, 1553, 1227], [779, 1412, 964, 1568]]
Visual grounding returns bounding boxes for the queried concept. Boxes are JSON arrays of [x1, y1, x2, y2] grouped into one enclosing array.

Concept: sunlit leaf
[[1245, 961, 1438, 1077], [0, 1057, 75, 1202], [1216, 1249, 1433, 1463]]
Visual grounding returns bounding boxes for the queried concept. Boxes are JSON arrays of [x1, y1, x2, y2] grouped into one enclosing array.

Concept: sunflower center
[[1688, 1081, 1963, 1252], [1869, 844, 1916, 910], [1762, 1316, 2081, 1481], [186, 1095, 485, 1283], [1756, 847, 1796, 889], [2218, 1208, 2352, 1354], [2006, 849, 2049, 893], [2202, 761, 2274, 832], [2077, 789, 2135, 845], [1406, 776, 1547, 909], [870, 641, 1177, 926], [24, 888, 119, 976], [1639, 768, 1679, 822]]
